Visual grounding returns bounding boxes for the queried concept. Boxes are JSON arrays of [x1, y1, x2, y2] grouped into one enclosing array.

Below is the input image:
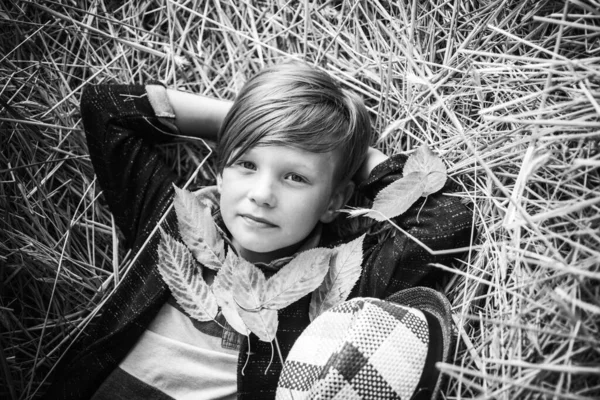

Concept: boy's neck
[[232, 224, 322, 265], [234, 241, 303, 264]]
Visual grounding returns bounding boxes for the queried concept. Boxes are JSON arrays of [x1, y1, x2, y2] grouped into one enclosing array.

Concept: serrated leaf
[[157, 232, 218, 322], [195, 207, 226, 268], [173, 185, 225, 270], [235, 303, 278, 343], [212, 251, 250, 335], [423, 171, 447, 196], [230, 254, 278, 342], [403, 145, 445, 176], [403, 145, 447, 196], [309, 234, 365, 321], [365, 172, 427, 221], [261, 248, 332, 311]]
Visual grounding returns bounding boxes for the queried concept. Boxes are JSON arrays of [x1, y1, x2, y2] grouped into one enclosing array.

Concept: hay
[[1, 0, 599, 398]]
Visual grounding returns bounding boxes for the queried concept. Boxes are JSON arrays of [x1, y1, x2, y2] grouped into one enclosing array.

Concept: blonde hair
[[216, 60, 372, 183]]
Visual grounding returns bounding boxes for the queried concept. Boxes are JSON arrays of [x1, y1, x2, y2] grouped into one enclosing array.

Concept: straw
[[1, 0, 598, 398]]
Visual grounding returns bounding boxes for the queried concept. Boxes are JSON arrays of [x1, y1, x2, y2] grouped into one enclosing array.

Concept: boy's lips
[[239, 213, 278, 228]]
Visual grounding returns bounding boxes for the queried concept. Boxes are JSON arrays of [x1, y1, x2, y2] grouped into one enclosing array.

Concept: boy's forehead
[[246, 143, 336, 166], [249, 143, 335, 161]]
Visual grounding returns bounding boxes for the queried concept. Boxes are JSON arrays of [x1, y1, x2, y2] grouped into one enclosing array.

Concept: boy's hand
[[355, 147, 389, 183]]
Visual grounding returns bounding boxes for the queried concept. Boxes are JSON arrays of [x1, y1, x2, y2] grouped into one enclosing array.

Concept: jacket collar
[[192, 186, 323, 272]]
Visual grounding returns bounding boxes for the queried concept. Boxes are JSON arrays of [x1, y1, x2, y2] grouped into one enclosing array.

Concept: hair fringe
[[217, 61, 373, 183]]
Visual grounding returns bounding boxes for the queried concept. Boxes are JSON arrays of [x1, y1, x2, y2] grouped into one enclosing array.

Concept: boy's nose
[[247, 176, 276, 207]]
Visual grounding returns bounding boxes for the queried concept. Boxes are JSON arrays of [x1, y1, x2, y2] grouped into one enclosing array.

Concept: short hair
[[216, 61, 372, 184]]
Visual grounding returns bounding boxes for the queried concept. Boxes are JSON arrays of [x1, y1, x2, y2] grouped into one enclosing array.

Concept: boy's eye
[[286, 173, 307, 183], [237, 161, 256, 170]]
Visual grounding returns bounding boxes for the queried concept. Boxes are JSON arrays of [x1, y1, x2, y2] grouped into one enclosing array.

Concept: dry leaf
[[309, 234, 365, 321], [173, 185, 225, 270], [261, 248, 332, 310], [236, 304, 278, 343], [212, 251, 250, 335], [195, 207, 226, 268], [237, 306, 279, 342], [403, 145, 447, 196], [230, 254, 278, 342], [157, 231, 218, 322], [366, 172, 427, 221], [424, 171, 447, 196]]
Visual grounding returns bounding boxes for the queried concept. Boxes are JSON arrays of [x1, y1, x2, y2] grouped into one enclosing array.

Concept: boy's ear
[[320, 180, 355, 223]]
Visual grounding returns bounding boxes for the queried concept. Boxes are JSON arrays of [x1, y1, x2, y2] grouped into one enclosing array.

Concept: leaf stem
[[347, 208, 479, 256], [274, 336, 285, 367], [213, 318, 225, 329], [274, 337, 296, 400], [241, 335, 251, 376], [265, 341, 274, 374]]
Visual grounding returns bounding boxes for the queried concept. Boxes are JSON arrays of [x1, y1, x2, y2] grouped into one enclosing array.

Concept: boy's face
[[218, 145, 347, 264]]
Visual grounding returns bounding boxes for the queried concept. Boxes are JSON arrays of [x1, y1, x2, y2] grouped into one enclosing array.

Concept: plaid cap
[[276, 287, 453, 400]]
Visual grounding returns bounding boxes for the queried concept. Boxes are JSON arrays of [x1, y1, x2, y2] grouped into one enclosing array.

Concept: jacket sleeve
[[80, 83, 181, 249], [354, 154, 474, 298]]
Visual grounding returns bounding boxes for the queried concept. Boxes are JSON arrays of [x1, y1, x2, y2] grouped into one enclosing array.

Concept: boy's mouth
[[240, 214, 278, 228]]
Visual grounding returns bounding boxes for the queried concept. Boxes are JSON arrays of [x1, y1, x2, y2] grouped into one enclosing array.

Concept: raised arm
[[81, 84, 230, 248], [355, 153, 473, 298], [354, 147, 389, 183], [165, 88, 232, 140]]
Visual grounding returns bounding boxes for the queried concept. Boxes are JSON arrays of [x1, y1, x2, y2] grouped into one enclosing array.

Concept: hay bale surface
[[1, 0, 598, 399]]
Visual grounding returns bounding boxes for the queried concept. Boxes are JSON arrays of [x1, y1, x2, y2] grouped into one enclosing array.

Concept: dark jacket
[[43, 84, 473, 400]]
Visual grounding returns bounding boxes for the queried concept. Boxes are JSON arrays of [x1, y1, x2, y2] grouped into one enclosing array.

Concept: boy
[[44, 61, 472, 399]]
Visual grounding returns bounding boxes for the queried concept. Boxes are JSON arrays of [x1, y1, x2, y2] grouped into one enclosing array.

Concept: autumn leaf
[[236, 305, 278, 343], [212, 251, 250, 336], [157, 231, 218, 322], [363, 172, 427, 221], [261, 248, 332, 311], [423, 171, 447, 196], [309, 234, 365, 321], [173, 185, 225, 270], [403, 145, 447, 196], [230, 254, 278, 342], [403, 145, 444, 176]]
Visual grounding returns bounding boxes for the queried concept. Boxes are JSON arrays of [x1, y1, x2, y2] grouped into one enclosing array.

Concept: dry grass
[[1, 0, 599, 399]]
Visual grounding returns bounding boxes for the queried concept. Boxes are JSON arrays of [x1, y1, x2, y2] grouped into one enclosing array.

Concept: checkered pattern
[[276, 298, 429, 400]]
